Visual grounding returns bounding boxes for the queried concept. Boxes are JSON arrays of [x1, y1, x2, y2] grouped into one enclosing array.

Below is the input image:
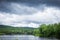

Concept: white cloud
[[0, 3, 60, 28]]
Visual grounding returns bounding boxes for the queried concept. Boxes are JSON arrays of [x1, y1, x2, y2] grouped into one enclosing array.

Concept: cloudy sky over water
[[0, 0, 60, 28]]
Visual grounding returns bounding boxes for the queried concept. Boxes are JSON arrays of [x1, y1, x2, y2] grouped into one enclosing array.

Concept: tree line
[[34, 23, 60, 38], [0, 25, 35, 35], [0, 23, 60, 38]]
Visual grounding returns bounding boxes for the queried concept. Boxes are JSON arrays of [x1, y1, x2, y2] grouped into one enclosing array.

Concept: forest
[[34, 23, 60, 38], [0, 23, 60, 38]]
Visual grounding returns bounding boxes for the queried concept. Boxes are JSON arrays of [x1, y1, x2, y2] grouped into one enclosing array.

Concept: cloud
[[0, 0, 60, 7], [0, 2, 60, 28], [0, 12, 40, 28], [0, 2, 39, 15], [0, 6, 60, 28], [9, 3, 38, 15]]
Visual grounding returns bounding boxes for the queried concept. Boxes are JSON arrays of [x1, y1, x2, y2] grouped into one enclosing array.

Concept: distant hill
[[0, 25, 36, 35], [0, 25, 34, 28], [0, 25, 12, 28], [0, 25, 35, 30]]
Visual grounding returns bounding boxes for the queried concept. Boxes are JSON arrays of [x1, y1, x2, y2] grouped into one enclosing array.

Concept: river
[[0, 35, 59, 40]]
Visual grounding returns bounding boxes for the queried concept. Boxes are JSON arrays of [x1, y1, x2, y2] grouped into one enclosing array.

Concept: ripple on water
[[0, 35, 59, 40]]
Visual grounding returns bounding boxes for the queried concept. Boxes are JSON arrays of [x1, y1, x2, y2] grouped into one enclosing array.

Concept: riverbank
[[0, 23, 60, 39]]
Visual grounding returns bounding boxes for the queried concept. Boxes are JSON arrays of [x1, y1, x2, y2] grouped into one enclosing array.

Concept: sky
[[0, 0, 60, 28]]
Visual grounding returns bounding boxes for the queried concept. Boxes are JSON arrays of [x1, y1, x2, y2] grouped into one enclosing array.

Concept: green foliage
[[39, 23, 60, 38], [33, 28, 40, 36]]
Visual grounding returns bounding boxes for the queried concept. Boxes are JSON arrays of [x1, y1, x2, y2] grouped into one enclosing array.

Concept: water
[[0, 35, 59, 40]]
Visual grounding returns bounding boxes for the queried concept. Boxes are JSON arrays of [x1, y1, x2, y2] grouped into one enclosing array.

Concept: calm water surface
[[0, 35, 59, 40]]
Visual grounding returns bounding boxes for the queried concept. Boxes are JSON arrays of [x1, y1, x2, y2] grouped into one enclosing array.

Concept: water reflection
[[0, 35, 59, 40]]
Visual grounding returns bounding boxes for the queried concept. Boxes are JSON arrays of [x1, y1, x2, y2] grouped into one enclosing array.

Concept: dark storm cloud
[[0, 0, 60, 7], [0, 1, 42, 15], [0, 0, 60, 14], [43, 0, 60, 7], [0, 2, 11, 13]]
